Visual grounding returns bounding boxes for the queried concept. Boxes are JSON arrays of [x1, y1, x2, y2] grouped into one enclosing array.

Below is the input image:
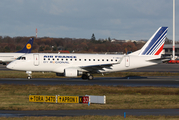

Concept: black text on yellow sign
[[45, 96, 56, 103], [58, 96, 79, 103], [29, 95, 45, 102]]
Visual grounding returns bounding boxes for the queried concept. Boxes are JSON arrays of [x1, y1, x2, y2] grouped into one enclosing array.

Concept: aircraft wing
[[80, 63, 113, 72], [80, 55, 124, 72]]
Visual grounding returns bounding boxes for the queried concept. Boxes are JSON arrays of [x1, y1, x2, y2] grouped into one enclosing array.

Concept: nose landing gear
[[26, 71, 32, 79]]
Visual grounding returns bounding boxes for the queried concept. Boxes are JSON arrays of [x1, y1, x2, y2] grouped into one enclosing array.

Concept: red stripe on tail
[[154, 44, 164, 55]]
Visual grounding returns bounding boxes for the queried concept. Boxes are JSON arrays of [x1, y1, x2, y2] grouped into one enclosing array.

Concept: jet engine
[[56, 68, 82, 77], [64, 68, 82, 77]]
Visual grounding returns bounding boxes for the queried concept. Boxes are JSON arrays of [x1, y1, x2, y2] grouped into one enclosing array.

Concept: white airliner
[[0, 38, 34, 65], [7, 27, 168, 80]]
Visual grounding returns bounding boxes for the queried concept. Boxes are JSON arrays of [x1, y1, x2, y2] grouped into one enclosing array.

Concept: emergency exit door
[[34, 54, 39, 66], [125, 56, 130, 67]]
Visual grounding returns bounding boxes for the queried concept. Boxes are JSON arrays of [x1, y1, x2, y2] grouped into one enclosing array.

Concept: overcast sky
[[0, 0, 178, 40]]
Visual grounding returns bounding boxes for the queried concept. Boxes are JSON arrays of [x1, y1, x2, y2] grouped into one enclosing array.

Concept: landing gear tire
[[26, 71, 32, 79], [27, 76, 31, 79], [81, 73, 94, 80], [88, 75, 93, 80]]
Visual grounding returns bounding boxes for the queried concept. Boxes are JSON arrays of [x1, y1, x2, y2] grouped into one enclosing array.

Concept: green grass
[[0, 84, 179, 119], [1, 71, 179, 119], [0, 84, 179, 110]]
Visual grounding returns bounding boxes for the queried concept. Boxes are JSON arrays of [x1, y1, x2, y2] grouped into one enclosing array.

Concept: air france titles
[[43, 55, 77, 64]]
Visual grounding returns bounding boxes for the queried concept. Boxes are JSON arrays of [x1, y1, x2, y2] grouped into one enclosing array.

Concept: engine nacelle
[[64, 68, 81, 77]]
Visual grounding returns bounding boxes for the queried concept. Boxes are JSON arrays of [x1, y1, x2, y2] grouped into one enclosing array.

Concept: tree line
[[0, 36, 144, 53], [0, 35, 172, 54]]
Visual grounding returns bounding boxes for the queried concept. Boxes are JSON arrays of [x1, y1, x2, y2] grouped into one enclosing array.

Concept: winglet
[[16, 38, 34, 53]]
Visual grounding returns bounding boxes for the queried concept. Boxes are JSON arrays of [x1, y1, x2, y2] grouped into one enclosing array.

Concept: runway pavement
[[0, 64, 10, 70], [0, 63, 179, 87], [0, 109, 179, 117], [1, 76, 179, 87]]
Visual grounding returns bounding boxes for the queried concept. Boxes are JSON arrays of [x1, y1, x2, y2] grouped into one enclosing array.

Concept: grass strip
[[0, 84, 179, 110]]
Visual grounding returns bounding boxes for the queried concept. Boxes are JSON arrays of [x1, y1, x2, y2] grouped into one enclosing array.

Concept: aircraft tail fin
[[130, 27, 168, 56], [16, 38, 34, 53]]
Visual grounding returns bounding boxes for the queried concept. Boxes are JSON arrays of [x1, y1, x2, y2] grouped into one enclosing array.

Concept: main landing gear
[[26, 71, 32, 79], [81, 73, 93, 80]]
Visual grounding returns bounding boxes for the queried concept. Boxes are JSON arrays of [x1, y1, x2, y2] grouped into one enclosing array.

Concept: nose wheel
[[26, 71, 32, 79]]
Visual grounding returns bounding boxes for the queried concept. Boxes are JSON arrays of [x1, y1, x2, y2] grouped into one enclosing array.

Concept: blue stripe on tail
[[140, 27, 168, 55]]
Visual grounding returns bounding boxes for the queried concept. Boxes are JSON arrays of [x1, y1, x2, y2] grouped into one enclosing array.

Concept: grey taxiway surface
[[1, 63, 179, 117], [1, 63, 179, 87], [1, 76, 179, 87], [0, 109, 179, 117]]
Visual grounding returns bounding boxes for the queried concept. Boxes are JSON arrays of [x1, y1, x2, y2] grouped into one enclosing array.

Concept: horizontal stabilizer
[[147, 58, 170, 63]]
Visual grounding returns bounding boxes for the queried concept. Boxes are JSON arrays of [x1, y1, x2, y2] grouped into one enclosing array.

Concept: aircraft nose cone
[[6, 63, 14, 69]]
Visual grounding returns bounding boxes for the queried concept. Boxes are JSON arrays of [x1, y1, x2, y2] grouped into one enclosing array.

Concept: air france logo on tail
[[139, 27, 168, 55]]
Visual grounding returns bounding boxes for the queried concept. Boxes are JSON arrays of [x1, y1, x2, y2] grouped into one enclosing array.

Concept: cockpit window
[[16, 56, 26, 60], [21, 57, 26, 60], [16, 56, 22, 60]]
